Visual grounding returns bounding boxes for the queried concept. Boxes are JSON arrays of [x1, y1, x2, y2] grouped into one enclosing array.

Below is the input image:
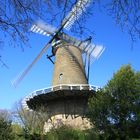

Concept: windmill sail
[[91, 45, 105, 59], [31, 0, 93, 36], [12, 43, 51, 87], [30, 20, 57, 36], [63, 0, 92, 30]]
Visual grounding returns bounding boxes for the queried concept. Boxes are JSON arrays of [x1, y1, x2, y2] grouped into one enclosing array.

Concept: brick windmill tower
[[13, 0, 104, 130]]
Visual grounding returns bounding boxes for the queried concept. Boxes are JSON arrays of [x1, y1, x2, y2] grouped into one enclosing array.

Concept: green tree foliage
[[46, 125, 98, 140], [87, 65, 140, 140], [13, 102, 49, 140], [11, 124, 25, 140], [0, 115, 14, 140]]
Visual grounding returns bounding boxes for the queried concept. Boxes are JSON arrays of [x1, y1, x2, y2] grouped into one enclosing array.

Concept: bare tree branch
[[107, 0, 140, 42]]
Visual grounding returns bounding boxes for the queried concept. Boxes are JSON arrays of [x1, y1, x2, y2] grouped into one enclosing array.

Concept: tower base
[[44, 114, 91, 132]]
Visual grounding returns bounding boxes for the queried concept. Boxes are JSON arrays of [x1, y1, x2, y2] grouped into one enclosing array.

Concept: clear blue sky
[[0, 4, 140, 110]]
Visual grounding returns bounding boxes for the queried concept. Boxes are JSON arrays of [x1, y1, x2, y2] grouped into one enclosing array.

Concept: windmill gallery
[[13, 0, 105, 131]]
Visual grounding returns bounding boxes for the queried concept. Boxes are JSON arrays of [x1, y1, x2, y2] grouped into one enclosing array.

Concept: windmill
[[14, 0, 105, 130]]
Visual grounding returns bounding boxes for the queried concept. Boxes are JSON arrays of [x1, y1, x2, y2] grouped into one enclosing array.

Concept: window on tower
[[59, 73, 63, 81]]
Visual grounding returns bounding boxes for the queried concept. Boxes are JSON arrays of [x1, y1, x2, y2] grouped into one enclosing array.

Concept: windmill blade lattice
[[63, 0, 92, 30], [30, 0, 92, 36], [83, 44, 105, 59], [30, 20, 57, 36], [91, 45, 105, 59]]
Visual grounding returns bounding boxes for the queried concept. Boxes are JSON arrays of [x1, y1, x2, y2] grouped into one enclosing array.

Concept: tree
[[87, 65, 140, 140], [13, 101, 49, 139], [0, 0, 50, 49], [11, 124, 25, 140], [0, 109, 11, 121], [46, 125, 99, 140], [0, 110, 14, 140]]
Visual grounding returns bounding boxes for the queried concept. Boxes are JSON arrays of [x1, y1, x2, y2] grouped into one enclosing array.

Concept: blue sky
[[0, 4, 140, 110]]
